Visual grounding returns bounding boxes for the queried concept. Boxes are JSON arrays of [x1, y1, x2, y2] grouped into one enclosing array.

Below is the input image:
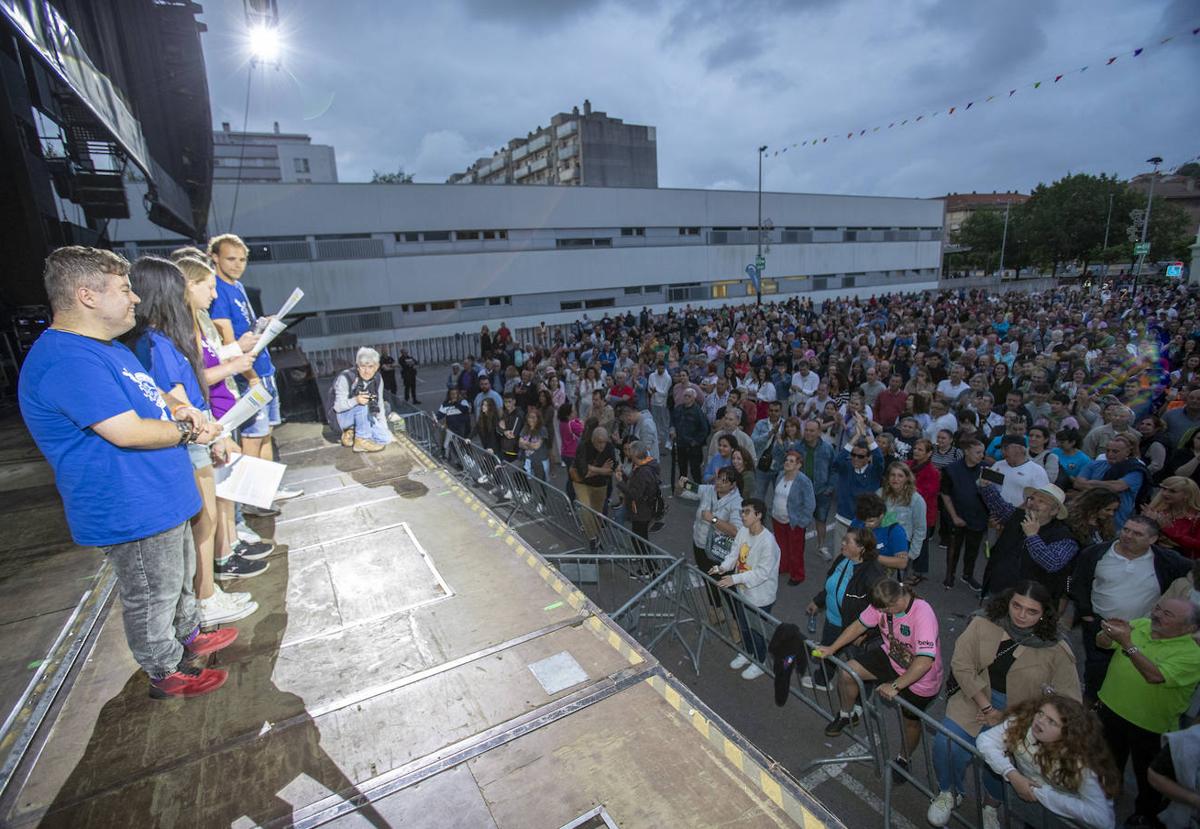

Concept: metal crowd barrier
[[390, 410, 1088, 829]]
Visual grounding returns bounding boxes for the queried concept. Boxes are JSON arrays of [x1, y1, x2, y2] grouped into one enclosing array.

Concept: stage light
[[248, 25, 281, 65]]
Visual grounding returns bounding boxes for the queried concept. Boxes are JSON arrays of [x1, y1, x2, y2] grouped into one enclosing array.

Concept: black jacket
[[1067, 541, 1191, 619], [811, 556, 887, 627]]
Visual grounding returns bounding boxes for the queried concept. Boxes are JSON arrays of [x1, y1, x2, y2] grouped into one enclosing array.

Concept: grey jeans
[[103, 521, 199, 679]]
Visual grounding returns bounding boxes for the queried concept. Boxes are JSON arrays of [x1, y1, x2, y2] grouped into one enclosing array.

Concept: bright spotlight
[[248, 25, 281, 65]]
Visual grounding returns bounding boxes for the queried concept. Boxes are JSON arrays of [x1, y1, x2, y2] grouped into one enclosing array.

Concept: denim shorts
[[187, 442, 212, 469], [240, 373, 281, 438]]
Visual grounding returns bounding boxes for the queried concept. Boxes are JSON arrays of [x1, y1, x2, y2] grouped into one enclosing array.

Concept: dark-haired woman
[[129, 257, 262, 624], [926, 581, 1080, 826], [976, 695, 1118, 829]]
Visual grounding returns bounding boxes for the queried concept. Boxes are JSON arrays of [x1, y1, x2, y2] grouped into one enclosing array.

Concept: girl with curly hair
[[1065, 489, 1120, 548], [976, 695, 1119, 829]]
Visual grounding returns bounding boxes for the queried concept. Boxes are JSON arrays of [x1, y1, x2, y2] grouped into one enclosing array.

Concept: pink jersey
[[859, 598, 944, 698], [559, 417, 583, 459]]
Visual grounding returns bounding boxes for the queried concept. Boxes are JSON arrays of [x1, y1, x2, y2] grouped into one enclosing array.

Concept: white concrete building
[[213, 122, 338, 184], [112, 181, 943, 353]]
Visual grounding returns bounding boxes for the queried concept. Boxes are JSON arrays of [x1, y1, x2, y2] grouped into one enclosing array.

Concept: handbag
[[757, 427, 779, 473]]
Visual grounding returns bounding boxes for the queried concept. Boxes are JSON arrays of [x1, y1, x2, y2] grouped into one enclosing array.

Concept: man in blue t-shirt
[[18, 247, 233, 699], [207, 233, 301, 508]]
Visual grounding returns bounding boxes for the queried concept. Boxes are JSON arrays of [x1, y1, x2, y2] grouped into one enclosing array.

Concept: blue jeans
[[337, 403, 391, 444], [755, 469, 775, 503], [102, 522, 199, 679], [733, 599, 776, 662], [932, 690, 1007, 798], [240, 373, 281, 438]]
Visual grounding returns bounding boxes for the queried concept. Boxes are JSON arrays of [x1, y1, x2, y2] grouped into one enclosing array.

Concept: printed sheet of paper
[[216, 382, 273, 436], [217, 342, 243, 361], [214, 453, 287, 510], [249, 288, 304, 356]]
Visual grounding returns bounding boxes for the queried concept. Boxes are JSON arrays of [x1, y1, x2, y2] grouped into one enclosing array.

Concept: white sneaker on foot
[[800, 674, 829, 691], [981, 804, 1000, 829], [927, 791, 961, 827], [199, 590, 259, 625], [729, 654, 750, 670], [274, 487, 304, 501], [741, 664, 764, 680], [236, 522, 262, 544], [216, 586, 253, 607]]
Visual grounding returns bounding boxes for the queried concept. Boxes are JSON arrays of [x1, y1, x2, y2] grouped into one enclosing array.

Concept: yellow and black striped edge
[[643, 672, 842, 828]]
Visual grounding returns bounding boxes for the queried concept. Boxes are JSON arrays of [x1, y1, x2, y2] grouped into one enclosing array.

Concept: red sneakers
[[150, 665, 227, 699], [186, 627, 239, 658]]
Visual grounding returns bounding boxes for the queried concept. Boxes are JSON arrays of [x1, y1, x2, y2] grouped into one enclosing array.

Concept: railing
[[390, 410, 1091, 829]]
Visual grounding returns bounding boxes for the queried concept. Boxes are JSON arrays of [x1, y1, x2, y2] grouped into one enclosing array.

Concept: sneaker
[[981, 804, 1000, 829], [729, 654, 751, 670], [502, 489, 514, 500], [353, 438, 385, 453], [236, 522, 263, 544], [242, 504, 280, 518], [185, 627, 239, 657], [891, 755, 910, 786], [942, 579, 955, 590], [962, 575, 983, 592], [476, 475, 490, 485], [679, 490, 700, 501], [232, 540, 274, 561], [823, 711, 859, 737], [741, 663, 765, 680], [219, 587, 254, 606], [198, 591, 258, 625], [800, 674, 829, 691], [274, 487, 304, 501], [927, 791, 961, 827], [150, 665, 227, 699], [214, 554, 270, 580], [818, 546, 832, 561], [340, 428, 355, 447]]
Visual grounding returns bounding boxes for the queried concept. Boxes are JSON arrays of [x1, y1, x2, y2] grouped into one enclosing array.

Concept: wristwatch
[[710, 516, 719, 525], [175, 420, 194, 446], [1123, 645, 1140, 657]]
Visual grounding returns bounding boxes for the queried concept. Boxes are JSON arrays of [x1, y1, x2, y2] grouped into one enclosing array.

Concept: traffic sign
[[1166, 262, 1184, 278], [1134, 242, 1151, 256], [755, 255, 765, 270]]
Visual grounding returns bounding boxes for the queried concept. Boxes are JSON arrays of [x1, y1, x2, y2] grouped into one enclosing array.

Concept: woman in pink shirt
[[816, 579, 944, 780]]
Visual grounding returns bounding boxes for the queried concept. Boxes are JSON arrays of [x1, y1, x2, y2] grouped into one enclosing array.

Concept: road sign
[[1134, 242, 1151, 256], [1166, 262, 1184, 278], [755, 255, 765, 270]]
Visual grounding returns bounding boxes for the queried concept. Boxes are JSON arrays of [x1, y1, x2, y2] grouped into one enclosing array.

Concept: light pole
[[1101, 191, 1114, 284], [756, 144, 767, 306], [997, 201, 1011, 284], [1132, 156, 1163, 299]]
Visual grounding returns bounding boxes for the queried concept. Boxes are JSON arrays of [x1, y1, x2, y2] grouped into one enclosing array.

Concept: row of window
[[395, 229, 509, 242], [399, 296, 511, 313]]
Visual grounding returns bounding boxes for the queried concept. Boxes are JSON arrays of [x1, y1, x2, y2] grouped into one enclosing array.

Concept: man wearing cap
[[991, 434, 1050, 508], [978, 480, 1078, 599]]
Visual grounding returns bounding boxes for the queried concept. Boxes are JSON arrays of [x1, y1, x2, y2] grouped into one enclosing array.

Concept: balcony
[[528, 157, 548, 174], [528, 133, 550, 153], [558, 167, 578, 182], [558, 142, 578, 160], [555, 120, 577, 138], [513, 163, 532, 180], [511, 143, 530, 162]]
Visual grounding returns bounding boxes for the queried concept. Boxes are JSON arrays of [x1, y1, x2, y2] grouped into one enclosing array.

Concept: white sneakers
[[728, 654, 763, 679], [236, 522, 262, 544], [729, 654, 750, 670], [741, 664, 764, 680], [981, 805, 1000, 829], [199, 588, 259, 625], [800, 674, 829, 691], [927, 791, 962, 827]]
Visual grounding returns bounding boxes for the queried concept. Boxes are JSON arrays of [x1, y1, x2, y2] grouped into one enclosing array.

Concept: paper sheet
[[249, 288, 304, 356], [214, 453, 287, 509], [217, 342, 243, 361], [216, 382, 273, 436]]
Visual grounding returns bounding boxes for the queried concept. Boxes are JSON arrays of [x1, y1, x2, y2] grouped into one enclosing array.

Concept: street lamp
[[756, 145, 767, 306], [1131, 156, 1163, 299]]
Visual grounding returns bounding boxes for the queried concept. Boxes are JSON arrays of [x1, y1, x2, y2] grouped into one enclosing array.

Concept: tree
[[1175, 162, 1200, 178], [1144, 198, 1194, 262], [1018, 173, 1127, 274], [953, 209, 1005, 270], [370, 168, 414, 184]]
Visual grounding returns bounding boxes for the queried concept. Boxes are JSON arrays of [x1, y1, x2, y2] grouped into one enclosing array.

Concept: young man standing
[[19, 247, 232, 698], [207, 234, 301, 509]]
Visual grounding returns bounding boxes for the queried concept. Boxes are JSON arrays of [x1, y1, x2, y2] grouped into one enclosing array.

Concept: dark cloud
[[198, 0, 1200, 200]]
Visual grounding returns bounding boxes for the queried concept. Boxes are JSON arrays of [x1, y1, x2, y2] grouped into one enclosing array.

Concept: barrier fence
[[391, 410, 1087, 829]]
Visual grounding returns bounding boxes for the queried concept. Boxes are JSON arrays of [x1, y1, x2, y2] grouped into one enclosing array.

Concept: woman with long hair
[[129, 257, 262, 624], [804, 527, 886, 688], [472, 396, 502, 454], [1142, 476, 1200, 558], [976, 695, 1118, 829], [729, 445, 756, 498], [703, 434, 736, 484], [926, 582, 1081, 827], [906, 366, 935, 397], [879, 461, 927, 579], [1065, 489, 1120, 548], [1136, 414, 1170, 481], [989, 362, 1013, 405], [1027, 425, 1061, 484], [518, 407, 550, 480], [578, 366, 599, 418]]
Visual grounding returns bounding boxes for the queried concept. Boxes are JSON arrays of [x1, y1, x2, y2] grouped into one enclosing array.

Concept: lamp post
[[1131, 156, 1163, 300], [756, 144, 767, 306], [997, 201, 1011, 284], [1100, 191, 1114, 284]]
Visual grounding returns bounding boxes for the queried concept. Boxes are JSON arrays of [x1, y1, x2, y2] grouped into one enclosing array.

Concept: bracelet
[[890, 681, 900, 693], [171, 404, 195, 418], [980, 704, 993, 713], [175, 420, 192, 446]]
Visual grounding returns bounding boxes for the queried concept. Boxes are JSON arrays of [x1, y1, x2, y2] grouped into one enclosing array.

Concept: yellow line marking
[[664, 684, 682, 711], [761, 773, 783, 808], [723, 740, 743, 769]]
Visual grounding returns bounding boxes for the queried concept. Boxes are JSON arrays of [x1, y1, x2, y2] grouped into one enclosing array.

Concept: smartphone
[[980, 467, 1005, 486], [683, 479, 699, 493]]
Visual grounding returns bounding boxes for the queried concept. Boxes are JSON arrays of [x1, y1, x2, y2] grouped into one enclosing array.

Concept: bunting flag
[[767, 24, 1198, 156]]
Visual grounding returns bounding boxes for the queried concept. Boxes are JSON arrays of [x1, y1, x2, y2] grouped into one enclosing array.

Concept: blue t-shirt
[[1050, 447, 1091, 478], [850, 519, 910, 559], [133, 330, 209, 413], [824, 558, 859, 627], [18, 330, 201, 546], [210, 276, 274, 377]]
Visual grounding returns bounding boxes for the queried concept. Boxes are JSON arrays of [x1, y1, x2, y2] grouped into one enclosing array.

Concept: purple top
[[202, 339, 237, 419]]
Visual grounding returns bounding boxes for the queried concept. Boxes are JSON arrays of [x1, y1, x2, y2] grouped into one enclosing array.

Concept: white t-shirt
[[936, 379, 969, 401], [648, 370, 672, 406], [1092, 545, 1160, 621], [772, 476, 794, 522], [992, 459, 1050, 507], [791, 371, 820, 397]]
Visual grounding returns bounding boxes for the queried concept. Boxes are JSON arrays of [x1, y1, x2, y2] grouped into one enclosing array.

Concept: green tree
[[1144, 198, 1194, 262], [1175, 162, 1200, 178], [370, 167, 414, 184], [1019, 172, 1126, 274], [953, 209, 1005, 270]]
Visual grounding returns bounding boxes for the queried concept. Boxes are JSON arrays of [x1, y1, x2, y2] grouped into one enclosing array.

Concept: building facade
[[113, 181, 943, 351], [941, 191, 1029, 240], [447, 100, 657, 188], [213, 122, 338, 184]]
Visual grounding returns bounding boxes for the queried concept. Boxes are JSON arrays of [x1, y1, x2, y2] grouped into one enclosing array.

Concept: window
[[423, 231, 451, 242], [584, 298, 615, 309], [455, 230, 481, 240], [556, 238, 612, 249], [620, 227, 645, 236], [488, 296, 510, 305], [711, 281, 738, 299], [623, 286, 642, 295], [460, 297, 486, 308], [407, 303, 427, 312], [293, 158, 310, 173], [395, 232, 419, 242], [481, 229, 508, 240], [560, 300, 583, 311], [430, 300, 456, 311], [678, 227, 700, 236]]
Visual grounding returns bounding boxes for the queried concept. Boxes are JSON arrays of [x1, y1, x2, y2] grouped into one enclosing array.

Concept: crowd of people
[[18, 236, 304, 699], [426, 282, 1200, 828]]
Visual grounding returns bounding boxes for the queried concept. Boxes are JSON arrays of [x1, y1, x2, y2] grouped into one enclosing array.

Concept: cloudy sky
[[198, 0, 1199, 198]]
